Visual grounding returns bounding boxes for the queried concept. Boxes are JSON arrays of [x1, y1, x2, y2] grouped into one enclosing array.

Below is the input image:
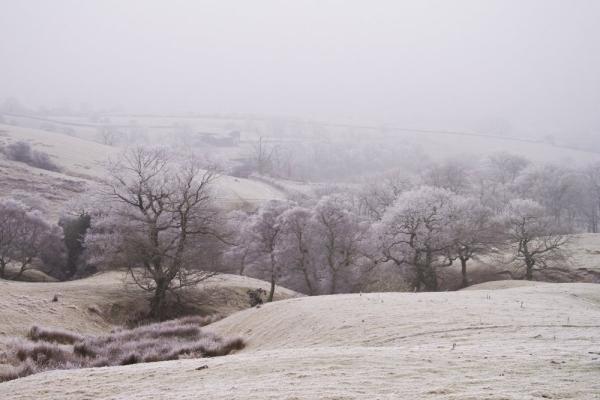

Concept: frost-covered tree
[[377, 186, 458, 291], [421, 158, 473, 195], [85, 146, 226, 321], [513, 163, 583, 226], [222, 210, 254, 276], [472, 151, 530, 212], [446, 197, 495, 288], [278, 206, 318, 295], [581, 161, 600, 233], [241, 200, 293, 301], [496, 199, 571, 280], [312, 194, 372, 294], [485, 151, 530, 185], [0, 199, 65, 280], [357, 169, 414, 220]]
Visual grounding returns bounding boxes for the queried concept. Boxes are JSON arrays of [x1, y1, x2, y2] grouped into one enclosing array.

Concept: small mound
[[1, 266, 58, 283]]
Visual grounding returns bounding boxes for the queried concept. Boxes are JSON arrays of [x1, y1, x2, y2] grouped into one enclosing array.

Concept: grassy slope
[[0, 123, 285, 215], [400, 130, 600, 165], [0, 271, 300, 374], [0, 271, 300, 335], [1, 281, 599, 399]]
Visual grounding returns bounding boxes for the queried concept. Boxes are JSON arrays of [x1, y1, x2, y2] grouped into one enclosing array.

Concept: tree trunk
[[423, 267, 438, 291], [330, 269, 338, 295], [460, 257, 469, 288], [267, 254, 276, 302], [301, 266, 314, 296], [267, 273, 275, 302], [150, 277, 169, 321], [525, 260, 534, 281], [419, 250, 438, 292]]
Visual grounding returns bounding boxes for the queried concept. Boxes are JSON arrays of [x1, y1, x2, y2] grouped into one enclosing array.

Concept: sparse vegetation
[[3, 140, 59, 171], [247, 288, 267, 307], [0, 315, 243, 383]]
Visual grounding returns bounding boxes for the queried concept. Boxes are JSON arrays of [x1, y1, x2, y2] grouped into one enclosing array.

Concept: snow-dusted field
[[1, 281, 599, 399]]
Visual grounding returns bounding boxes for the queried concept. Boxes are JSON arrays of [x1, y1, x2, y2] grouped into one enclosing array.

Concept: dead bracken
[[0, 315, 243, 383]]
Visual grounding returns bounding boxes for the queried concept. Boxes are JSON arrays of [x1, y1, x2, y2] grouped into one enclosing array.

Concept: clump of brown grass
[[28, 324, 85, 344], [0, 314, 243, 383], [87, 304, 102, 315]]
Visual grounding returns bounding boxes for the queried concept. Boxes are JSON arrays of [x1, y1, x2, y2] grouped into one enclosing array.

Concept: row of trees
[[419, 152, 600, 233], [2, 146, 595, 321], [228, 185, 571, 298]]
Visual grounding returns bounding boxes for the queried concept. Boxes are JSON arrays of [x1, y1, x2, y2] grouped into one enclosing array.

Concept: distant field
[[0, 123, 285, 217], [7, 113, 599, 169]]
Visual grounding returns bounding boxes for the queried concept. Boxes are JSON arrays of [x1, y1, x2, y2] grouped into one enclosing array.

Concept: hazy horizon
[[1, 0, 599, 132]]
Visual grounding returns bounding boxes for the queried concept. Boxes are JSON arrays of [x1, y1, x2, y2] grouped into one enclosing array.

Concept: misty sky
[[1, 0, 599, 130]]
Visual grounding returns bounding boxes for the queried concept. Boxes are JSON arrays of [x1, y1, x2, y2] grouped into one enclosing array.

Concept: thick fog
[[1, 0, 600, 130]]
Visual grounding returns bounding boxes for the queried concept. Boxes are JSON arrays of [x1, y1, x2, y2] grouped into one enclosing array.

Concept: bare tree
[[172, 123, 194, 149], [272, 144, 301, 180], [496, 199, 571, 280], [582, 161, 600, 233], [249, 136, 279, 175], [85, 146, 226, 320], [97, 125, 119, 146]]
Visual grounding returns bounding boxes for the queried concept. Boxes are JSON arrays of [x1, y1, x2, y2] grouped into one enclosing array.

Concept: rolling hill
[[0, 271, 301, 376], [0, 117, 599, 398], [1, 281, 599, 399]]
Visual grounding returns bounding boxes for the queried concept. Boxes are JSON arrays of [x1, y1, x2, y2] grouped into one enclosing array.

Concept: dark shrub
[[247, 288, 267, 307], [58, 213, 91, 279], [4, 140, 32, 162], [29, 150, 59, 171], [2, 140, 59, 171]]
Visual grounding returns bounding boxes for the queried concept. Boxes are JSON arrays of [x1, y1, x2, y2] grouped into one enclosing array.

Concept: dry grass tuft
[[28, 324, 85, 344], [0, 314, 243, 383], [87, 304, 102, 315]]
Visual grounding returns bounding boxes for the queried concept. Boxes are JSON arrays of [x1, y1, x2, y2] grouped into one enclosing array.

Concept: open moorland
[[0, 117, 599, 399], [0, 278, 599, 399]]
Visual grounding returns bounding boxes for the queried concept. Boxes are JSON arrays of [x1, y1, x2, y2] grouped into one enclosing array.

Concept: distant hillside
[[0, 123, 285, 217]]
